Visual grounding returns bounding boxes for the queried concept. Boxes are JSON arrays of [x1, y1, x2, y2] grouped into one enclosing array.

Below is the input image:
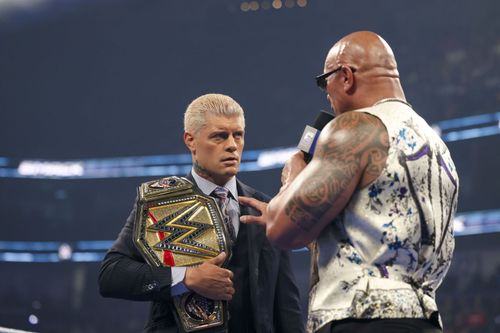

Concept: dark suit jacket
[[99, 176, 304, 333]]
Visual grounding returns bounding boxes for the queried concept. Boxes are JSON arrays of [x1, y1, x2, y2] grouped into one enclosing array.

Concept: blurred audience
[[402, 27, 500, 123], [438, 254, 500, 333]]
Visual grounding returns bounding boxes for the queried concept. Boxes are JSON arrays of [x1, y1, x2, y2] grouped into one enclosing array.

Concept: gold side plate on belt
[[134, 176, 231, 332]]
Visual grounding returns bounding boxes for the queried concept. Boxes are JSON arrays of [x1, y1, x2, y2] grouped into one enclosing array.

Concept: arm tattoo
[[285, 112, 388, 231]]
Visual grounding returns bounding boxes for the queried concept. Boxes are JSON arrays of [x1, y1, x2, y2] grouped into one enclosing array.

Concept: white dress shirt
[[170, 169, 240, 296]]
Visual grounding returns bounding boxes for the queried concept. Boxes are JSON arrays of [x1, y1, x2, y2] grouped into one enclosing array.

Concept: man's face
[[323, 45, 343, 115], [185, 114, 245, 186], [323, 64, 342, 115]]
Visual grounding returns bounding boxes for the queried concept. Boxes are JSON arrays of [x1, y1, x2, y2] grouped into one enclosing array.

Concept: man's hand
[[239, 196, 268, 227], [280, 151, 307, 190], [239, 151, 306, 229], [183, 252, 234, 301]]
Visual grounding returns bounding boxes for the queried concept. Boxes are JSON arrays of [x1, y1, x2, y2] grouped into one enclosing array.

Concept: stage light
[[240, 0, 305, 12], [454, 216, 465, 233], [249, 1, 259, 10], [240, 2, 249, 12], [256, 148, 295, 167], [58, 243, 72, 261], [28, 314, 39, 325], [18, 160, 84, 177]]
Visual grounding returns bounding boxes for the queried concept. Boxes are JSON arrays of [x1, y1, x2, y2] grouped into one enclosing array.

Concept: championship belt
[[133, 176, 233, 333]]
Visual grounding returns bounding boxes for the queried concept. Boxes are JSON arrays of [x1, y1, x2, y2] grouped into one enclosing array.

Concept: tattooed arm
[[264, 111, 389, 249]]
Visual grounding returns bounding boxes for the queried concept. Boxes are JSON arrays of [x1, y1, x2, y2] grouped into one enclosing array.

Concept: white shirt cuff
[[170, 266, 189, 296]]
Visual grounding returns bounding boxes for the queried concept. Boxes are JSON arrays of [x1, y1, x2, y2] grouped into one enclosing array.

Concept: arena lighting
[[256, 147, 296, 167], [239, 0, 308, 12], [435, 112, 500, 142], [17, 161, 84, 177], [28, 315, 39, 326], [0, 251, 104, 263], [57, 243, 72, 260], [441, 125, 500, 142], [436, 112, 500, 130], [0, 241, 113, 251], [0, 112, 498, 180], [0, 209, 499, 262]]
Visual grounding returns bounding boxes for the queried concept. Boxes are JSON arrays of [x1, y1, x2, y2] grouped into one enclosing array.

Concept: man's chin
[[211, 168, 238, 186], [225, 168, 238, 176], [222, 166, 239, 177]]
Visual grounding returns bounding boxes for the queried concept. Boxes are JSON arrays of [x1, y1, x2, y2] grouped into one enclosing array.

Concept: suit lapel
[[186, 174, 265, 319], [186, 173, 265, 264]]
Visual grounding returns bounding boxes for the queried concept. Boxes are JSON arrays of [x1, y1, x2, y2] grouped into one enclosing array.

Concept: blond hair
[[184, 93, 245, 134]]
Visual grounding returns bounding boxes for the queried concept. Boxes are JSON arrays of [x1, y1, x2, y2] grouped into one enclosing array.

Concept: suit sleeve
[[98, 201, 173, 302]]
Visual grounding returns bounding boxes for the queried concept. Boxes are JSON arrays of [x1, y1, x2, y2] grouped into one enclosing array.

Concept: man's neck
[[191, 168, 238, 199], [193, 161, 214, 182]]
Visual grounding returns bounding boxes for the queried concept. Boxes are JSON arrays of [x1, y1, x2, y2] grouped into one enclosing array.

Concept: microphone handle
[[302, 110, 334, 163], [303, 152, 313, 163]]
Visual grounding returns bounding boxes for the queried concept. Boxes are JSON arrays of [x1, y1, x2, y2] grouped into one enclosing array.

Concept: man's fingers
[[239, 196, 268, 227], [221, 290, 234, 301], [240, 214, 267, 227], [207, 252, 226, 265], [295, 151, 305, 159], [239, 196, 267, 212], [239, 196, 259, 209]]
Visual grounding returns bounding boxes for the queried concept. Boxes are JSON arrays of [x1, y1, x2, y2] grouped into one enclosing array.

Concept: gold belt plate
[[134, 176, 231, 332]]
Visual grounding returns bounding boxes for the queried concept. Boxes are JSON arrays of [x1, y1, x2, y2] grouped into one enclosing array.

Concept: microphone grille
[[312, 110, 335, 130]]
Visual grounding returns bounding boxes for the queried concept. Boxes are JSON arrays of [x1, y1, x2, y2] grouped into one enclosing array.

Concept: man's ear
[[342, 66, 355, 94], [184, 132, 195, 153]]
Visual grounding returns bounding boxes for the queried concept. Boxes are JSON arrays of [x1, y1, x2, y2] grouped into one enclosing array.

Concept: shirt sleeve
[[170, 266, 189, 296]]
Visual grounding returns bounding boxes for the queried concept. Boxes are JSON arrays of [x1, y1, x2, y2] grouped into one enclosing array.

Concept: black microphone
[[297, 110, 335, 163]]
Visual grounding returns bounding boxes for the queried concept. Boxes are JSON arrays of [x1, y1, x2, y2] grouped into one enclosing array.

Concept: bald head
[[326, 31, 399, 77], [323, 31, 405, 113]]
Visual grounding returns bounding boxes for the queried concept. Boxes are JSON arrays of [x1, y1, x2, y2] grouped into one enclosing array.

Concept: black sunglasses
[[315, 66, 356, 91]]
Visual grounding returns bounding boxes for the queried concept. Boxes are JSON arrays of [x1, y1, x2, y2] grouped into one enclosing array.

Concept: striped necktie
[[212, 186, 236, 242]]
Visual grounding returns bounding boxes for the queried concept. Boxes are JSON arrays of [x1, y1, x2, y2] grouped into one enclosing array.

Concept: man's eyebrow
[[209, 130, 228, 137]]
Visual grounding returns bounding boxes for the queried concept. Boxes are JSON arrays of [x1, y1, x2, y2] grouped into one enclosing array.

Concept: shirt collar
[[191, 168, 239, 202]]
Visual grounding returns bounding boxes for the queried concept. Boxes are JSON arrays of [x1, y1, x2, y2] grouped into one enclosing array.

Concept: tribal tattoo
[[284, 111, 388, 231]]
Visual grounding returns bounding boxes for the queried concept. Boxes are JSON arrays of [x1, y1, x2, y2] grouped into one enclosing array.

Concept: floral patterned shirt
[[307, 100, 459, 332]]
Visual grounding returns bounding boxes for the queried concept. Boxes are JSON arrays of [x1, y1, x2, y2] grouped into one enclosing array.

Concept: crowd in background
[[402, 27, 500, 123], [439, 252, 500, 333]]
